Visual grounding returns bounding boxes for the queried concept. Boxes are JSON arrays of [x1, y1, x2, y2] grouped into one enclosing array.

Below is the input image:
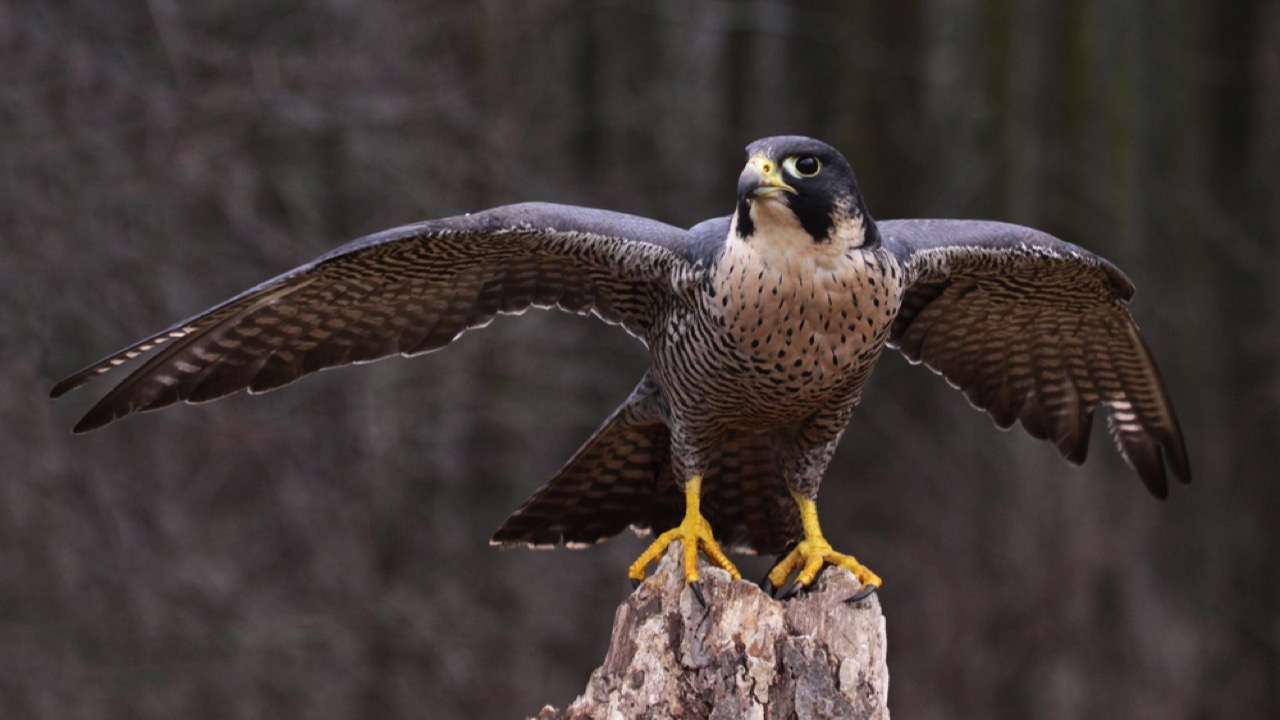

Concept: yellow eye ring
[[784, 155, 822, 178]]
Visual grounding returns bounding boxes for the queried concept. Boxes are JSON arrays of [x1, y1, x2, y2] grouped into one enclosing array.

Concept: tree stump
[[531, 544, 889, 719]]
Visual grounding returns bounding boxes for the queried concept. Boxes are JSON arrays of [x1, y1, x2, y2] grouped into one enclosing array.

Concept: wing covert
[[882, 219, 1190, 497], [52, 202, 696, 431]]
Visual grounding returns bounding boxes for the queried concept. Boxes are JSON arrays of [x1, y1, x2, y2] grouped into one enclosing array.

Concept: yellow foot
[[764, 490, 881, 603], [628, 475, 741, 605], [764, 535, 881, 601]]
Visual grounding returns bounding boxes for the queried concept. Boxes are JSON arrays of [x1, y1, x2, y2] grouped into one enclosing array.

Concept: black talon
[[778, 581, 802, 601], [788, 566, 833, 600], [845, 583, 878, 604], [760, 577, 778, 598], [689, 581, 706, 607], [630, 577, 642, 591]]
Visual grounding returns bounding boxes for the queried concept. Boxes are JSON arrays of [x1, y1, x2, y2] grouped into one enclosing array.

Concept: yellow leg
[[628, 476, 741, 600], [766, 489, 881, 600]]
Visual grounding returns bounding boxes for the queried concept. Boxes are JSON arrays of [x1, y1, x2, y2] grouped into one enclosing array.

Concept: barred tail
[[491, 374, 677, 548], [491, 372, 801, 555]]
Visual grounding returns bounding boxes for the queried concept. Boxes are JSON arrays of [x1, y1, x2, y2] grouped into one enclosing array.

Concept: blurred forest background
[[4, 0, 1278, 718]]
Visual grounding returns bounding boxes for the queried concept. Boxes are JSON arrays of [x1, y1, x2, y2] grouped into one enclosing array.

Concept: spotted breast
[[655, 226, 904, 435]]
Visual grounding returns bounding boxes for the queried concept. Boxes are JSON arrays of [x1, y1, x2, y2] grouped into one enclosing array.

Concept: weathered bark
[[531, 544, 889, 719]]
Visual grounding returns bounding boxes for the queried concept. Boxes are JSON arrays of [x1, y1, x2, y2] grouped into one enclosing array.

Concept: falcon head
[[733, 136, 879, 249]]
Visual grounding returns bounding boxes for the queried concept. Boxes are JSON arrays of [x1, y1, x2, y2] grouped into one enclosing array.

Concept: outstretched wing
[[882, 219, 1190, 497], [52, 202, 695, 432]]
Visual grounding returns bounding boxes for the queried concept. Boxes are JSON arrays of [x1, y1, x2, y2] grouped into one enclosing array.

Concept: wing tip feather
[[1128, 437, 1189, 499], [50, 378, 79, 401], [71, 400, 129, 434], [50, 361, 121, 400], [71, 413, 107, 434]]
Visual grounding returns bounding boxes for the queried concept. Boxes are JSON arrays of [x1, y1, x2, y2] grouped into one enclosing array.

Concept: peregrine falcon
[[51, 136, 1190, 602]]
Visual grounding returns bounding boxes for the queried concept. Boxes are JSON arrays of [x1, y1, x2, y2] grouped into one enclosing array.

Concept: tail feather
[[491, 374, 801, 556], [491, 375, 673, 548], [701, 439, 800, 556]]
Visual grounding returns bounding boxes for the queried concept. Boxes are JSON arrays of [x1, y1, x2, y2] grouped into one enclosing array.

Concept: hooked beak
[[737, 155, 796, 202]]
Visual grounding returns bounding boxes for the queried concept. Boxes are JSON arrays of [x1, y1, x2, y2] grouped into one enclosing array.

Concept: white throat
[[727, 197, 869, 270]]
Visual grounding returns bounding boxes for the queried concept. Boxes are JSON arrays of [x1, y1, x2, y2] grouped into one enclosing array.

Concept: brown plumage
[[52, 136, 1190, 593]]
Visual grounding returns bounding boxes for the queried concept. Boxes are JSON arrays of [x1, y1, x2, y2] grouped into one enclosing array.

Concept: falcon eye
[[786, 155, 822, 178]]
